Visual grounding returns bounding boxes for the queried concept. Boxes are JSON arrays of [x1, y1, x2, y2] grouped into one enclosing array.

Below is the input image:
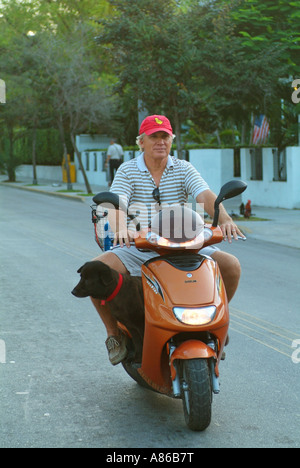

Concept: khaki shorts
[[110, 245, 220, 277]]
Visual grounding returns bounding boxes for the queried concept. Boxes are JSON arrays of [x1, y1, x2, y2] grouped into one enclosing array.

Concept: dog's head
[[71, 261, 117, 299]]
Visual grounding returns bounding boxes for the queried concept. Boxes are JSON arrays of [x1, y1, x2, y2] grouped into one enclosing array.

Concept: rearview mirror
[[212, 180, 247, 227], [216, 180, 247, 203], [93, 192, 123, 210], [93, 192, 141, 231]]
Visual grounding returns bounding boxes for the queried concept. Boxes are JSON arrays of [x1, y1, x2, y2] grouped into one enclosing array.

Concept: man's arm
[[105, 149, 112, 167], [196, 189, 245, 243], [105, 145, 116, 167]]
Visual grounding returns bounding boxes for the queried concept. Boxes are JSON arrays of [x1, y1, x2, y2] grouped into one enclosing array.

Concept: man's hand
[[197, 190, 245, 243], [113, 229, 137, 248], [219, 216, 245, 243]]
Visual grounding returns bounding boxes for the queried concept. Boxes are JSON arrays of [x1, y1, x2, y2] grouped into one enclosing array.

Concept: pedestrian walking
[[105, 139, 124, 185]]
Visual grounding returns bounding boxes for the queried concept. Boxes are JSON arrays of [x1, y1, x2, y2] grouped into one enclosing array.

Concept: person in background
[[105, 139, 124, 185]]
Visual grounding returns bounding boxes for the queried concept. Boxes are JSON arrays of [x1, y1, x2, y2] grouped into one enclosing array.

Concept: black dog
[[72, 261, 145, 361]]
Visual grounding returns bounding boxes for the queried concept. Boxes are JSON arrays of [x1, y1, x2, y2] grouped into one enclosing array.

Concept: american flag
[[251, 114, 270, 145]]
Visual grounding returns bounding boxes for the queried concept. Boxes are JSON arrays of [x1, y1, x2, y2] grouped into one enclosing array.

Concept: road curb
[[0, 182, 86, 203]]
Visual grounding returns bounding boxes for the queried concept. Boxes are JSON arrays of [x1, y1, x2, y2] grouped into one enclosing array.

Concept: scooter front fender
[[170, 340, 217, 381]]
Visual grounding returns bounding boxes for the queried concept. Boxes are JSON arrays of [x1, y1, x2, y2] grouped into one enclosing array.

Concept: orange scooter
[[92, 180, 247, 431]]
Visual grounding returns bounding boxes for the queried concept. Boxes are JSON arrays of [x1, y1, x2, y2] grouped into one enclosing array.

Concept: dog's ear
[[97, 263, 116, 286], [77, 264, 86, 274]]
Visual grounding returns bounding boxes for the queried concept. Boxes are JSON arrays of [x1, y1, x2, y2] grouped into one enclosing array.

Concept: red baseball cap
[[139, 115, 173, 136]]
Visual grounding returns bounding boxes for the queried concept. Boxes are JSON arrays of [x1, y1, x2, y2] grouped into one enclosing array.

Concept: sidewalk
[[0, 176, 107, 204], [1, 176, 299, 250], [223, 199, 300, 250]]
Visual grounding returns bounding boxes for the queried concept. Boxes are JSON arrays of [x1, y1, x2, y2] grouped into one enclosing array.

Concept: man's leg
[[109, 159, 119, 183], [90, 251, 130, 365], [212, 251, 241, 302], [90, 251, 129, 335]]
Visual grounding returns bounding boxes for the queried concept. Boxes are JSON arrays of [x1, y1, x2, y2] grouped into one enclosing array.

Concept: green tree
[[32, 25, 116, 193], [0, 0, 114, 186], [96, 0, 203, 157], [230, 0, 300, 147]]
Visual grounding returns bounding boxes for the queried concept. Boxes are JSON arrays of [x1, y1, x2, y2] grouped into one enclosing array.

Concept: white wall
[[240, 147, 300, 209], [75, 134, 112, 152], [76, 148, 235, 192], [188, 149, 234, 194], [16, 144, 300, 209], [76, 149, 137, 186], [16, 165, 62, 180], [289, 146, 300, 209], [76, 151, 107, 186]]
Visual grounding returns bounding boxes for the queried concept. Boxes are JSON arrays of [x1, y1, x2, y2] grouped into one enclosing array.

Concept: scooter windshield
[[149, 205, 204, 250]]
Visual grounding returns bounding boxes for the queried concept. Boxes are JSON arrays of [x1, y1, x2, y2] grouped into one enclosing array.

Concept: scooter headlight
[[173, 306, 217, 326]]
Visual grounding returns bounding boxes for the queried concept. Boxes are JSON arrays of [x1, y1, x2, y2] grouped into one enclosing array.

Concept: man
[[105, 139, 124, 184], [92, 115, 244, 365]]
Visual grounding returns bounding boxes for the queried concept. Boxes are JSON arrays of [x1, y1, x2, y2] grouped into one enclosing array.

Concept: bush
[[16, 128, 65, 165]]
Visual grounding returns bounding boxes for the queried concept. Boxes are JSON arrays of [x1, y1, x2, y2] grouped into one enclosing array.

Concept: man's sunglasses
[[152, 188, 161, 206]]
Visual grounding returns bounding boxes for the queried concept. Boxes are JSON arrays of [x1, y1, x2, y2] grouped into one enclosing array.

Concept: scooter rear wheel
[[181, 359, 212, 431], [122, 360, 160, 393]]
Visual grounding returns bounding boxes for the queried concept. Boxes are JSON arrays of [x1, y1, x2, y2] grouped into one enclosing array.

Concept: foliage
[[0, 0, 115, 185], [0, 0, 299, 183], [13, 129, 64, 166], [230, 0, 300, 147], [96, 0, 205, 156]]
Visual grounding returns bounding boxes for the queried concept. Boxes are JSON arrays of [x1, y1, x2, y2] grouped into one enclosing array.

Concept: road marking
[[0, 339, 6, 364], [230, 326, 292, 359], [230, 307, 299, 359], [231, 315, 296, 349], [231, 307, 299, 338]]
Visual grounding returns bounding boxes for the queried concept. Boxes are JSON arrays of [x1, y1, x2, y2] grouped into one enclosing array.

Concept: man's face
[[140, 131, 173, 161]]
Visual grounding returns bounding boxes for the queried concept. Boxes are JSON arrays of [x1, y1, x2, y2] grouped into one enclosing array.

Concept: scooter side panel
[[139, 257, 229, 392]]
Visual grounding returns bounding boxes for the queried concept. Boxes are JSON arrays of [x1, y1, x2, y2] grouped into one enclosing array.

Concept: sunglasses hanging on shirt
[[152, 187, 162, 211]]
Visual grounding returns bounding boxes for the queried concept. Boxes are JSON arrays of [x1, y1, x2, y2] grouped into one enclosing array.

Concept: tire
[[181, 359, 212, 431], [122, 360, 159, 393]]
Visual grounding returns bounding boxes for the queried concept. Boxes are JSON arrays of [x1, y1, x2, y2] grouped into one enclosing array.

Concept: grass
[[56, 189, 83, 193], [231, 215, 270, 222], [236, 216, 269, 222], [56, 189, 95, 196], [205, 215, 270, 223]]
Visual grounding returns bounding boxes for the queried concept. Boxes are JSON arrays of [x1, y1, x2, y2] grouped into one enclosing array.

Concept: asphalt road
[[0, 186, 299, 448]]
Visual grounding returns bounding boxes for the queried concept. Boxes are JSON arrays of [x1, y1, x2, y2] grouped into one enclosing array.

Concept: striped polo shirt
[[110, 153, 209, 229]]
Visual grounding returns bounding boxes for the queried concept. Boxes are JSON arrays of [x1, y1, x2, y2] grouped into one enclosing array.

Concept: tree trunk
[[241, 121, 246, 146], [232, 128, 236, 146], [215, 129, 221, 146], [173, 109, 183, 159], [7, 126, 16, 182], [58, 116, 73, 190], [32, 126, 38, 185], [70, 132, 92, 194]]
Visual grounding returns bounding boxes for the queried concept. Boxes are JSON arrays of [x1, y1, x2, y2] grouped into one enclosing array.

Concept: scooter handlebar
[[133, 225, 225, 253]]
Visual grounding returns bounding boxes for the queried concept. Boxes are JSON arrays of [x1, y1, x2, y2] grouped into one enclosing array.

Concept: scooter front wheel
[[181, 359, 212, 431]]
